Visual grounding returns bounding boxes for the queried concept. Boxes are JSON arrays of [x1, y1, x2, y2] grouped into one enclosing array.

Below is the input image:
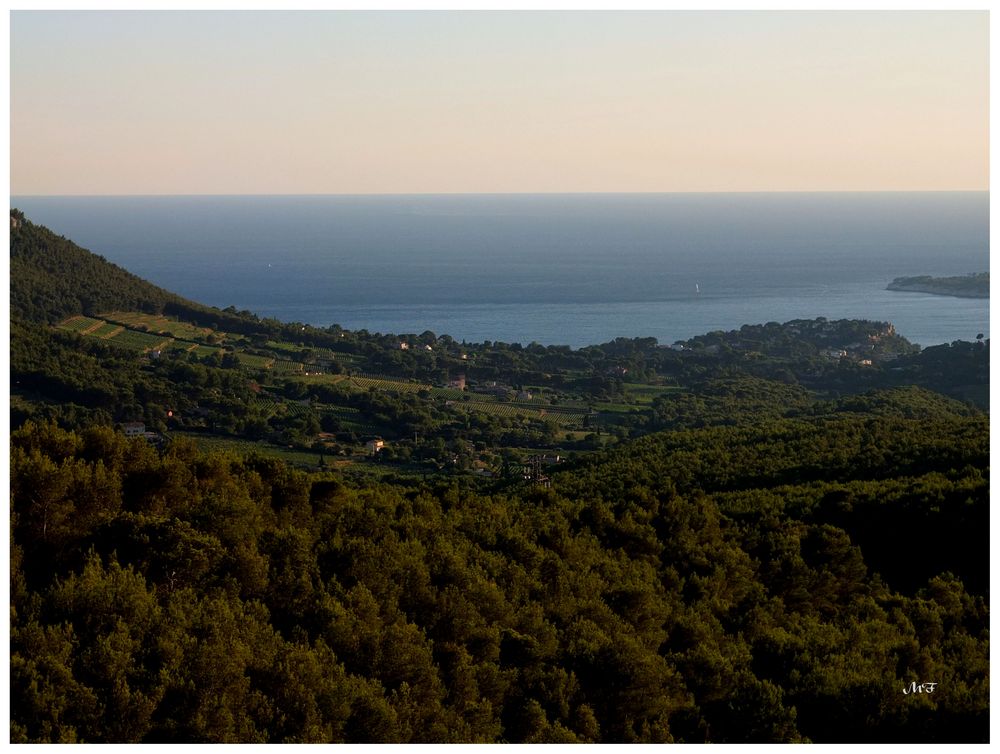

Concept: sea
[[12, 193, 989, 349]]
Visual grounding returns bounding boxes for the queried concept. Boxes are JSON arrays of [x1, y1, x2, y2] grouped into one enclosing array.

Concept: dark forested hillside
[[10, 407, 988, 743], [10, 210, 186, 324], [10, 210, 316, 341], [8, 211, 989, 743]]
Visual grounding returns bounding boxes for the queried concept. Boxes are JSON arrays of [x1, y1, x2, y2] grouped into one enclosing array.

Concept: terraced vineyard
[[250, 397, 282, 416], [284, 401, 312, 416], [58, 315, 105, 333], [59, 315, 192, 353], [91, 322, 125, 339], [59, 312, 329, 377], [103, 311, 217, 342], [106, 328, 167, 351], [164, 340, 196, 354], [459, 401, 539, 418], [265, 340, 360, 365], [321, 405, 362, 420], [237, 353, 276, 370], [249, 396, 312, 416], [428, 387, 468, 400], [296, 373, 351, 387], [274, 359, 305, 374], [538, 409, 587, 425], [347, 374, 429, 393]]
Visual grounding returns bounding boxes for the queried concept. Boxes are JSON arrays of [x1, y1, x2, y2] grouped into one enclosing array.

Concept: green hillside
[[10, 209, 188, 323], [10, 209, 337, 344], [9, 210, 990, 743]]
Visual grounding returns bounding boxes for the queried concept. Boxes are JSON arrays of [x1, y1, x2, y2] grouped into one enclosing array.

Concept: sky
[[10, 10, 990, 195]]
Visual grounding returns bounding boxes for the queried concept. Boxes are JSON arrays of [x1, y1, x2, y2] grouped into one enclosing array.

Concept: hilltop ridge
[[10, 208, 193, 324]]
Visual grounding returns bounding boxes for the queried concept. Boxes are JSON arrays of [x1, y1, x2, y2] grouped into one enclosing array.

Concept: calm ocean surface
[[13, 193, 989, 349]]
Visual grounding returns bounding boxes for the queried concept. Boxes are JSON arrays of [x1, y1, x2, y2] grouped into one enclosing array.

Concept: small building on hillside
[[366, 438, 385, 455], [122, 422, 146, 438], [447, 374, 467, 390]]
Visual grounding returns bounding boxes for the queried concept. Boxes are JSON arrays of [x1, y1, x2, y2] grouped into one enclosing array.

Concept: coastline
[[887, 272, 988, 300]]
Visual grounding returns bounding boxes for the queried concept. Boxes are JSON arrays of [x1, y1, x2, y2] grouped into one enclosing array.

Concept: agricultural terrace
[[58, 314, 217, 355], [57, 315, 106, 334], [173, 432, 338, 470], [163, 339, 199, 354], [188, 344, 224, 358], [108, 330, 172, 352], [90, 322, 125, 339], [102, 311, 220, 342], [427, 387, 468, 400], [623, 384, 684, 402], [294, 372, 428, 393], [264, 340, 361, 364], [451, 400, 586, 425], [348, 373, 429, 392], [273, 360, 305, 374], [236, 353, 276, 370], [58, 313, 663, 434], [320, 405, 365, 425], [249, 395, 312, 418]]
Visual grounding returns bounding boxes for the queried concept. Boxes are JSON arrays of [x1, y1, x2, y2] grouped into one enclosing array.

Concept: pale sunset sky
[[10, 10, 989, 195]]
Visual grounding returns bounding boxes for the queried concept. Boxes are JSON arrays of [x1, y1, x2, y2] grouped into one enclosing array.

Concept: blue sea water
[[12, 193, 989, 349]]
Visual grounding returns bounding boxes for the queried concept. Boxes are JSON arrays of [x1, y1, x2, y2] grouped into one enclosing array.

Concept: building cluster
[[120, 422, 167, 447]]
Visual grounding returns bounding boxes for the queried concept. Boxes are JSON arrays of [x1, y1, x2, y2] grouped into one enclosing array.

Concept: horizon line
[[10, 188, 990, 199]]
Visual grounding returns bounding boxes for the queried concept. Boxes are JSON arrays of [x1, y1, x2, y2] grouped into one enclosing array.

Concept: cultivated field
[[58, 315, 105, 333], [103, 327, 164, 351], [57, 311, 635, 434], [103, 311, 218, 342]]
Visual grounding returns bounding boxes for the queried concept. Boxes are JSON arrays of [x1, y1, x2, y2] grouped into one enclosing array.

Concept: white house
[[122, 422, 146, 437]]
